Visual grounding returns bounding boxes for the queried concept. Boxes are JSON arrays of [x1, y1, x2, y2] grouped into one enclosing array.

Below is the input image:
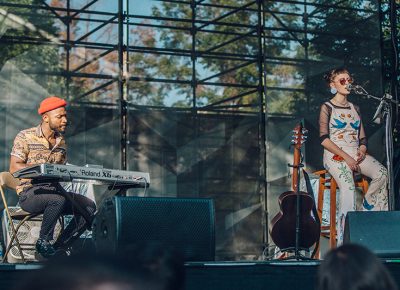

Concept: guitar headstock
[[291, 123, 308, 148]]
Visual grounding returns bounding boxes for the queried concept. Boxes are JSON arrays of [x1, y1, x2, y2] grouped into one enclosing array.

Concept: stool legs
[[317, 172, 325, 222], [314, 172, 326, 259], [361, 179, 369, 197], [315, 170, 369, 259], [329, 178, 337, 249]]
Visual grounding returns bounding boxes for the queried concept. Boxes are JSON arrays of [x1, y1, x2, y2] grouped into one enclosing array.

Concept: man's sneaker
[[35, 238, 56, 258]]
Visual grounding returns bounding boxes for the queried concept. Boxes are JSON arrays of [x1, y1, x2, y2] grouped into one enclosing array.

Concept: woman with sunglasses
[[319, 67, 388, 244]]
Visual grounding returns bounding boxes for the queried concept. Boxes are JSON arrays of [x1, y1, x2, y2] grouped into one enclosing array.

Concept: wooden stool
[[314, 169, 369, 257]]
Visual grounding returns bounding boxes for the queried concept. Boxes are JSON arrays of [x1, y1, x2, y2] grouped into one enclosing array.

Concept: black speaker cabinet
[[93, 196, 215, 261], [344, 211, 400, 258]]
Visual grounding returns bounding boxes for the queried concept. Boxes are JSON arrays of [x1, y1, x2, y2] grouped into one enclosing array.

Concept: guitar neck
[[290, 122, 306, 192], [292, 146, 301, 192]]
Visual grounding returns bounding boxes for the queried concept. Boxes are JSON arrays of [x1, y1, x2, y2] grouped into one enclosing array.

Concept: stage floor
[[2, 260, 400, 290]]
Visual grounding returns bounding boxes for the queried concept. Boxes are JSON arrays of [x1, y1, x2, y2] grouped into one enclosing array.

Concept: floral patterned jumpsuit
[[319, 101, 388, 244]]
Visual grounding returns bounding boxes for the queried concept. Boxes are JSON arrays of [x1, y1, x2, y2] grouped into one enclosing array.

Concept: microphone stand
[[350, 85, 398, 210]]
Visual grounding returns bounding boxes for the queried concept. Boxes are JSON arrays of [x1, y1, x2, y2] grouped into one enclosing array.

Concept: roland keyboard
[[13, 163, 150, 188]]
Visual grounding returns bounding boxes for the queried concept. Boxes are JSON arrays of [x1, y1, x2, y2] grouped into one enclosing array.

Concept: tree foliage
[[0, 0, 63, 94]]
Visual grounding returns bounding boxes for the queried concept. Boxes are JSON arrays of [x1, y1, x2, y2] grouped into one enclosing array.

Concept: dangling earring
[[330, 87, 337, 94]]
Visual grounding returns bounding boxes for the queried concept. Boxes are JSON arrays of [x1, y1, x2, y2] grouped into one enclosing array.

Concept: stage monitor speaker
[[344, 211, 400, 258], [92, 196, 215, 261]]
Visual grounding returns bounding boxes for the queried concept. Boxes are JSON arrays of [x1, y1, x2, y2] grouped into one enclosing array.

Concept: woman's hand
[[344, 156, 360, 172], [356, 145, 367, 164]]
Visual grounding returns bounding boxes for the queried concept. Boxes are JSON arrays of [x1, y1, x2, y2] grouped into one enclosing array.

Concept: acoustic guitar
[[269, 123, 320, 250]]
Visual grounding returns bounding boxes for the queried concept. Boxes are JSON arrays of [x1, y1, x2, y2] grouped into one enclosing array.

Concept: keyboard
[[13, 163, 150, 188]]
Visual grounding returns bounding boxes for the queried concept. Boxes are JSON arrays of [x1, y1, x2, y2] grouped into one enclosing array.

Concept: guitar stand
[[271, 163, 319, 261], [268, 122, 320, 261], [291, 163, 318, 260], [275, 247, 313, 261]]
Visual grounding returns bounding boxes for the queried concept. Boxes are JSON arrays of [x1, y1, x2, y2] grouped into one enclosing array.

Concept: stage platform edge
[[1, 260, 400, 290]]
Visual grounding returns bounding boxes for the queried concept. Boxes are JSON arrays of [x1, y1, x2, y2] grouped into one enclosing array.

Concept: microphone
[[345, 84, 360, 91], [346, 83, 365, 94]]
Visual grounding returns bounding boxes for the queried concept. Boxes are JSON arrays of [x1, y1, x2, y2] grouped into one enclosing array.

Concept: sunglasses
[[336, 77, 353, 86]]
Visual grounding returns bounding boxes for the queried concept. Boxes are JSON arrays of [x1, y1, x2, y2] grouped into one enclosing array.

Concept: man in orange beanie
[[9, 96, 96, 259]]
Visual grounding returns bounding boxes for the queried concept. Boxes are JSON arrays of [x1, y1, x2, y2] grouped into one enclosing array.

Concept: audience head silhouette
[[317, 244, 398, 290], [12, 253, 166, 290], [118, 242, 185, 290]]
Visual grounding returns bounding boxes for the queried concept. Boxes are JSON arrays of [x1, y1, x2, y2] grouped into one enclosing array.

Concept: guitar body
[[270, 191, 320, 249], [269, 122, 320, 251]]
